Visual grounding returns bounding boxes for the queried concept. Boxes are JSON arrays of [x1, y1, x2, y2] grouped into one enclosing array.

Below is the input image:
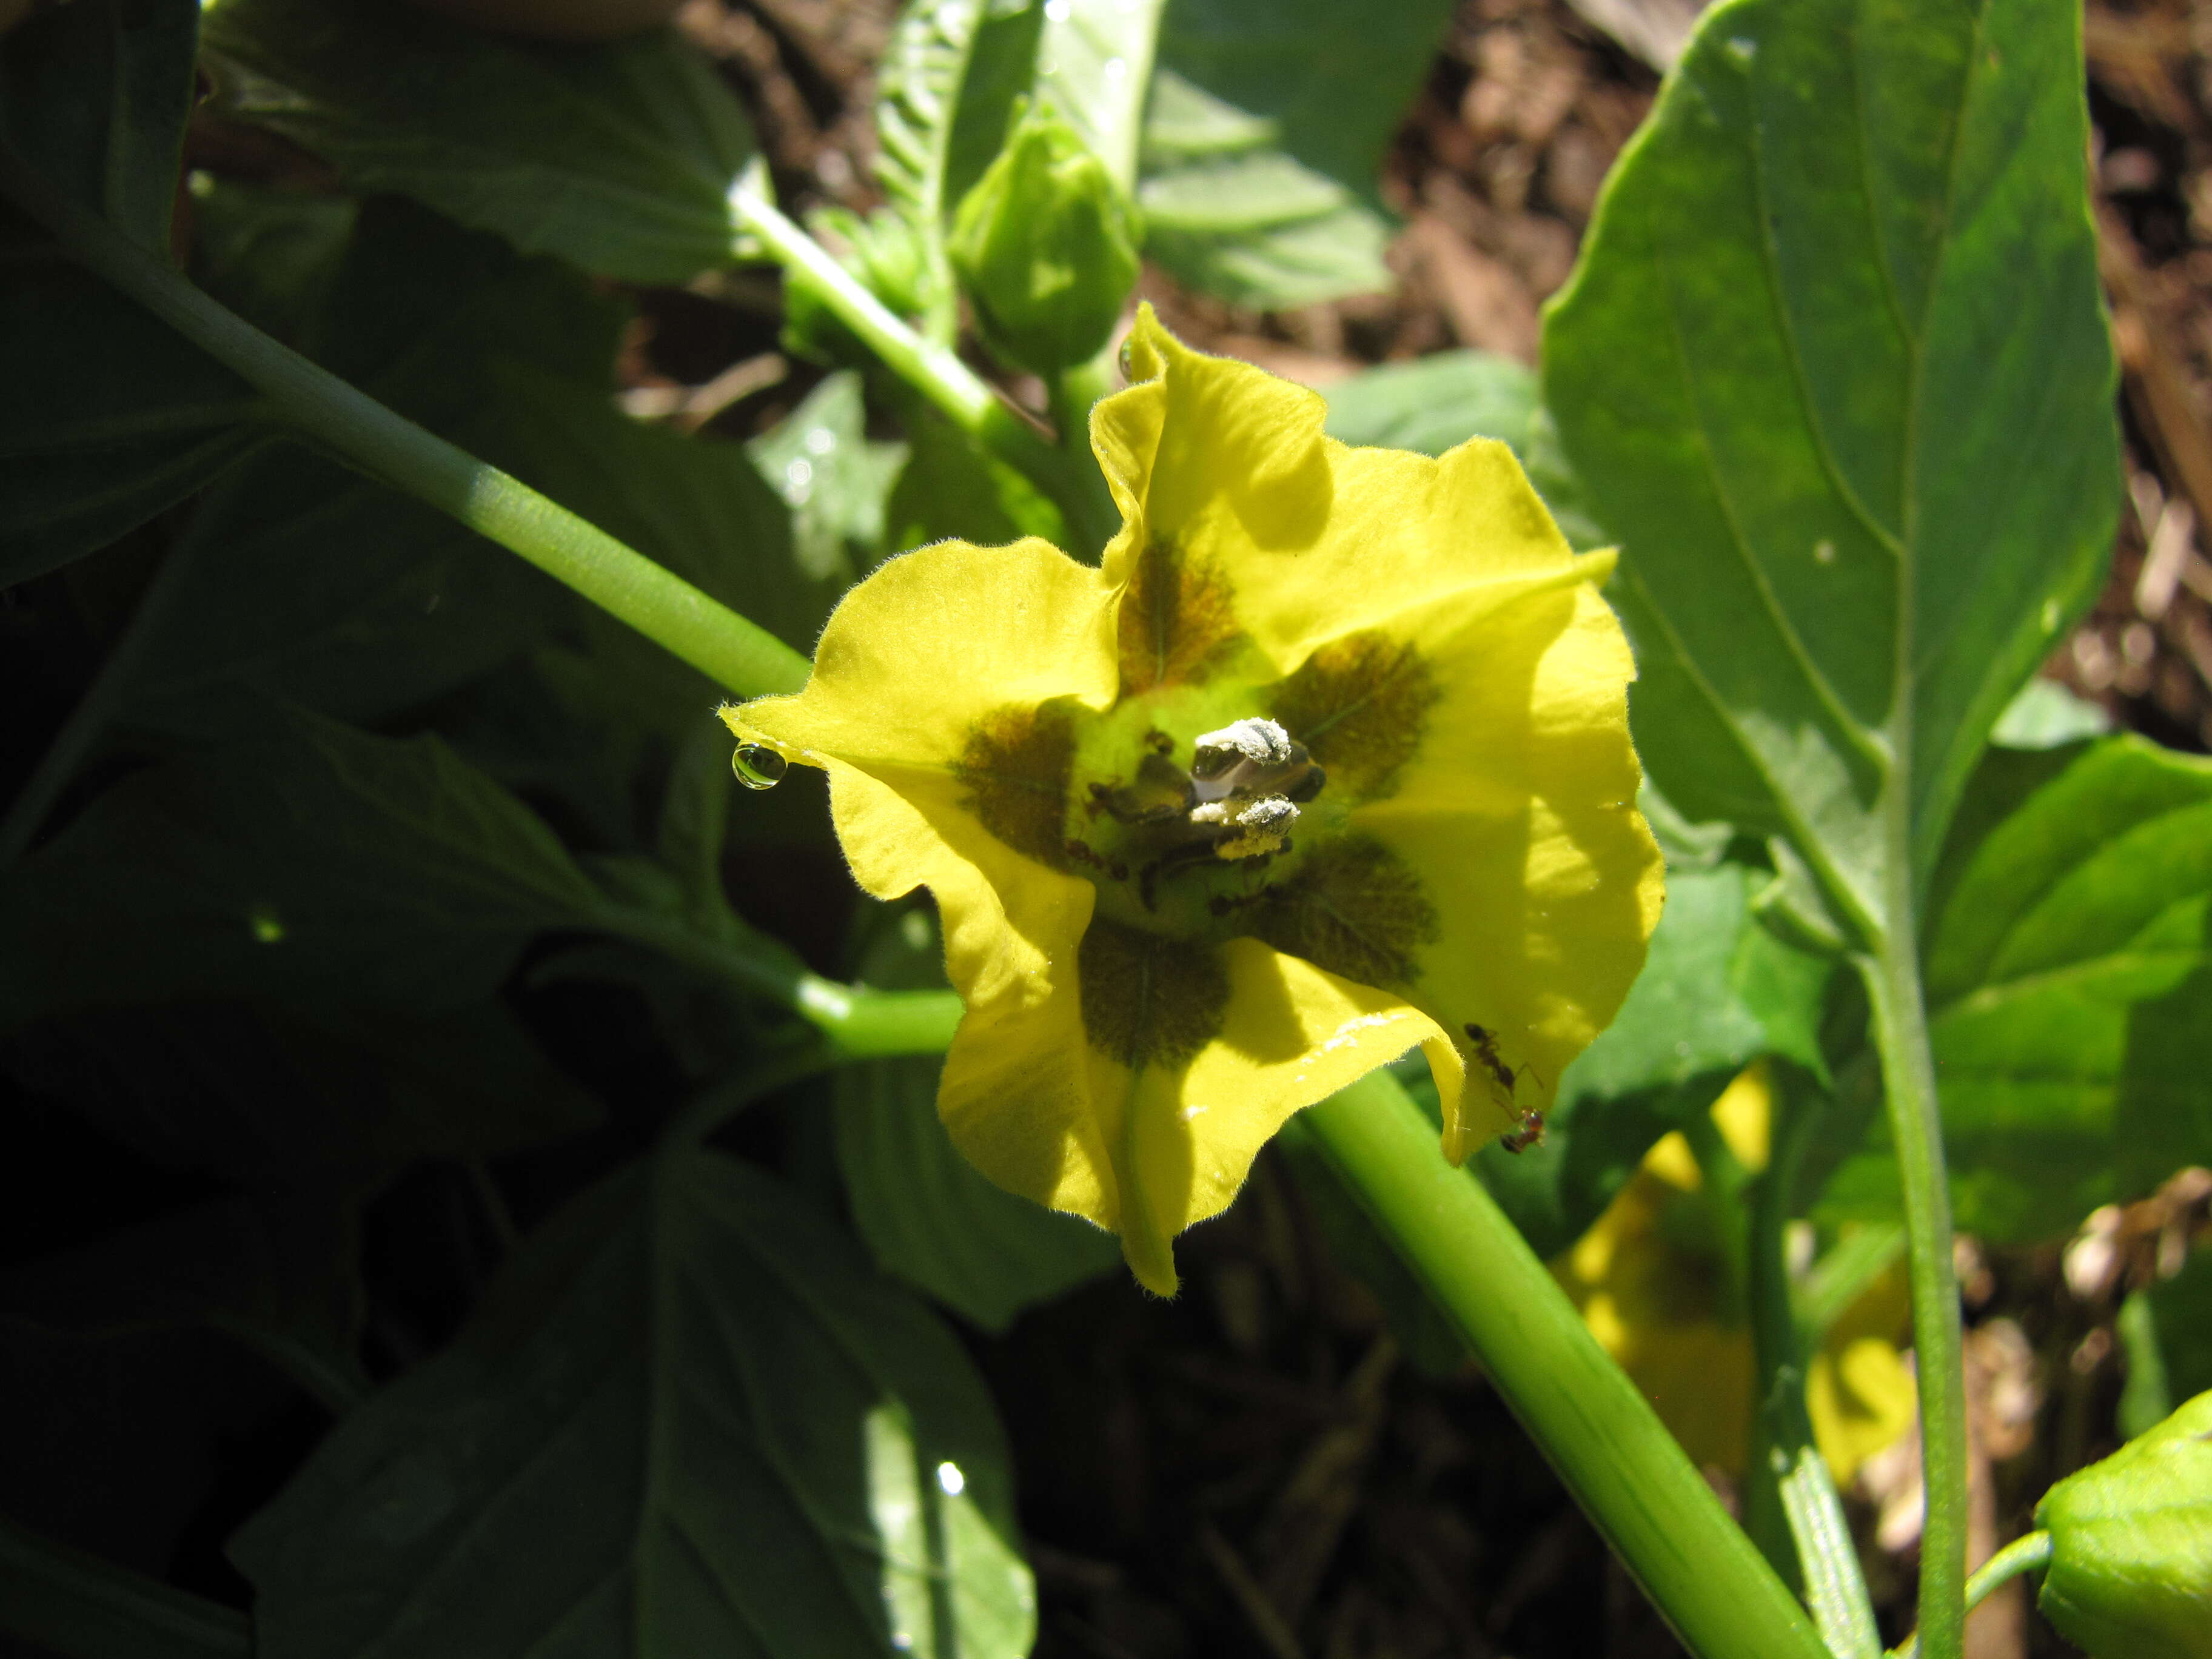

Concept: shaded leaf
[[1544, 0, 2120, 930], [2119, 1250, 2212, 1440], [201, 0, 757, 283], [834, 909, 1119, 1332], [0, 712, 610, 1030], [0, 0, 268, 583], [232, 1149, 1035, 1659]]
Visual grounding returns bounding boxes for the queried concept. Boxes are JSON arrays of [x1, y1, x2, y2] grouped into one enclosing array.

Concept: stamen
[[1193, 717, 1298, 778]]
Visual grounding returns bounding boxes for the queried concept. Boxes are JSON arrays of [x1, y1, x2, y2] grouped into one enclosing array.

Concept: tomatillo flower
[[724, 307, 1662, 1293]]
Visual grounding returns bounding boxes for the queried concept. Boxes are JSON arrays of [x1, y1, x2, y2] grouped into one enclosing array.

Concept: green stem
[[1890, 1532, 2051, 1659], [731, 185, 1119, 555], [1303, 1070, 1829, 1659], [0, 1510, 250, 1659], [595, 905, 962, 1058], [1861, 933, 1967, 1659], [1050, 349, 1118, 454], [0, 145, 808, 701], [1963, 1532, 2050, 1613]]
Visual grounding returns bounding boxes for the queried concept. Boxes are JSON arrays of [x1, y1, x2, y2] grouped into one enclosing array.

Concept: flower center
[[1067, 709, 1330, 937]]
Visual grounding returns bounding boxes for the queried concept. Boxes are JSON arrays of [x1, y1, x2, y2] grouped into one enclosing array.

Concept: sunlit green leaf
[[1135, 0, 1453, 308], [1321, 349, 1538, 457], [200, 0, 757, 283], [747, 371, 907, 594], [1544, 0, 2120, 934], [1823, 737, 2212, 1239], [232, 1149, 1036, 1659]]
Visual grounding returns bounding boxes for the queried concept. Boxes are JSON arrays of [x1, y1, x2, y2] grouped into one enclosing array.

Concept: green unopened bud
[[2035, 1390, 2212, 1659], [949, 102, 1140, 377]]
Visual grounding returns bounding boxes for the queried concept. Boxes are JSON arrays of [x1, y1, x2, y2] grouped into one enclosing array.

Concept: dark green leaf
[[1, 0, 267, 583], [1475, 860, 1832, 1256], [232, 1149, 1035, 1658], [0, 1512, 251, 1659], [187, 178, 358, 345], [0, 713, 609, 1031], [201, 0, 757, 283], [834, 909, 1118, 1331], [6, 999, 597, 1182], [1823, 737, 2212, 1239], [1321, 350, 1538, 457], [1544, 0, 2120, 928], [1137, 0, 1453, 308]]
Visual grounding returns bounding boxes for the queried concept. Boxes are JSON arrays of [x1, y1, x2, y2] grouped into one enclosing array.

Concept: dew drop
[[732, 743, 788, 790], [936, 1460, 966, 1496], [1104, 55, 1127, 81], [1813, 539, 1837, 565]]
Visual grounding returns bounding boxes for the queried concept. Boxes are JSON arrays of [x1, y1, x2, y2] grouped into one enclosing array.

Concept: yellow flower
[[726, 307, 1662, 1294], [1557, 1064, 1918, 1481]]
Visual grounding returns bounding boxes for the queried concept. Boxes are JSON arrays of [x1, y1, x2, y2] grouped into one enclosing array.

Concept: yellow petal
[[947, 933, 1455, 1296], [1352, 576, 1662, 1156], [1094, 306, 1603, 676], [725, 537, 1117, 791]]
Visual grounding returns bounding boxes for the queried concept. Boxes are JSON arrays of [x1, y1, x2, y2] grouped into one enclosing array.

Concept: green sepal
[[2034, 1390, 2212, 1659], [948, 99, 1139, 377]]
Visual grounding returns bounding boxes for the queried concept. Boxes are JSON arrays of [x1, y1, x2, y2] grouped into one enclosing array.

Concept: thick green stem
[[731, 185, 1120, 556], [1, 146, 808, 701], [1861, 934, 1968, 1659], [1303, 1070, 1829, 1659]]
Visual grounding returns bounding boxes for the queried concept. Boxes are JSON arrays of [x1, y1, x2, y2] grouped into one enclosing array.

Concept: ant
[[1466, 1022, 1547, 1155]]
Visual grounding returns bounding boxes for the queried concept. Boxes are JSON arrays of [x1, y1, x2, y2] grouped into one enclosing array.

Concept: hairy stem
[[1303, 1070, 1829, 1659], [1, 146, 809, 701], [731, 184, 1120, 555], [1862, 931, 1968, 1659], [1891, 1532, 2051, 1659]]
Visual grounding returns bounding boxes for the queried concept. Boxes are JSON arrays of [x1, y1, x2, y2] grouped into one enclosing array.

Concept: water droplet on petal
[[732, 743, 788, 790]]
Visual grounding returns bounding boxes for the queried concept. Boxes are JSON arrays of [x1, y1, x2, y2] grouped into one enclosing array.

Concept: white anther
[[1193, 717, 1296, 770], [1190, 794, 1297, 833]]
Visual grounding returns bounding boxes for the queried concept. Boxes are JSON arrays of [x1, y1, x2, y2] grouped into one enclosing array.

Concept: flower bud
[[948, 102, 1140, 377], [2035, 1390, 2212, 1659]]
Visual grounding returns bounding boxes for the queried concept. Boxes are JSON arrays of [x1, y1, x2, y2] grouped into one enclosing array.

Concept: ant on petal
[[1466, 1022, 1547, 1155]]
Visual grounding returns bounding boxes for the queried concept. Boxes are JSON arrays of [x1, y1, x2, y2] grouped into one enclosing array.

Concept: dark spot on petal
[[1117, 535, 1245, 694], [957, 702, 1074, 868], [1249, 836, 1436, 987], [1078, 919, 1228, 1069], [1269, 631, 1438, 800]]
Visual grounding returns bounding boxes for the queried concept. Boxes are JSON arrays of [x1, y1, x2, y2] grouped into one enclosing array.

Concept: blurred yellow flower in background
[[1555, 1063, 1919, 1481]]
